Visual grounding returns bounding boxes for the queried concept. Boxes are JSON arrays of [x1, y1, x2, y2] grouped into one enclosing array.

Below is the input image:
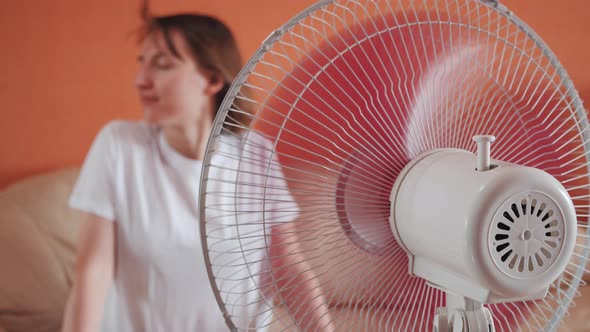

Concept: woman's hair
[[139, 6, 252, 133]]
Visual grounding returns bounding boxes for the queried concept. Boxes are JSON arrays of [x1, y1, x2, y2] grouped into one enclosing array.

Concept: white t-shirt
[[69, 120, 297, 331]]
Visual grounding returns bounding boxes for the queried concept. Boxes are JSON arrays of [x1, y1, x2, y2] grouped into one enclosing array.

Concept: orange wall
[[1, 0, 589, 188]]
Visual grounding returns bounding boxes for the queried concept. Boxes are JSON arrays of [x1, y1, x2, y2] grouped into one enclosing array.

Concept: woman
[[61, 12, 333, 332]]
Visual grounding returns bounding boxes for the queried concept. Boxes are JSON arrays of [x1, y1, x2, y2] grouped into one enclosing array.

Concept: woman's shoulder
[[97, 120, 155, 148], [219, 131, 273, 148], [215, 131, 274, 158]]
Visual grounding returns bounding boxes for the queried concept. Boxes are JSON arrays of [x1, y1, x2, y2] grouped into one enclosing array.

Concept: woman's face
[[135, 29, 219, 127]]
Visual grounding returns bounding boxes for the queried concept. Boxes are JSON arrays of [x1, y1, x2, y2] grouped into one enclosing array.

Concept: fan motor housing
[[389, 149, 577, 304]]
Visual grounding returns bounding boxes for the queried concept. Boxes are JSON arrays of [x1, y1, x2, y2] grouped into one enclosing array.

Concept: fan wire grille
[[200, 0, 590, 331]]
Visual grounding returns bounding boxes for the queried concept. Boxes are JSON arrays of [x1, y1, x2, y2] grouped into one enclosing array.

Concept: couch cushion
[[0, 168, 80, 332]]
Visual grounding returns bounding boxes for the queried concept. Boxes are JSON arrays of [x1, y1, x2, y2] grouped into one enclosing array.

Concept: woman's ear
[[204, 72, 225, 96]]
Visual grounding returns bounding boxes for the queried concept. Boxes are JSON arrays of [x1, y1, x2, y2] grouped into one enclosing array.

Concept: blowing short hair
[[139, 3, 253, 134]]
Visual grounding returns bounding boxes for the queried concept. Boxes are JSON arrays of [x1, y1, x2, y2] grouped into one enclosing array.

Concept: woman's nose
[[135, 66, 153, 90]]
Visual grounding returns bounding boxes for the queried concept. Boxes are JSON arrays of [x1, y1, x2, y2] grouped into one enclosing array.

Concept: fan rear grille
[[490, 193, 564, 279]]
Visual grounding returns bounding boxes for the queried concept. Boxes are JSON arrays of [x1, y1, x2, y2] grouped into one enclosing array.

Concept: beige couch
[[0, 168, 81, 332], [1, 168, 589, 331]]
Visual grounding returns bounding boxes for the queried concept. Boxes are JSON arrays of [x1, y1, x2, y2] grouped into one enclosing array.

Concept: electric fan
[[199, 0, 590, 331]]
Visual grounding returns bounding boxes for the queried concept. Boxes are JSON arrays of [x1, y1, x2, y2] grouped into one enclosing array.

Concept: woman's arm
[[61, 213, 115, 332], [270, 222, 336, 332]]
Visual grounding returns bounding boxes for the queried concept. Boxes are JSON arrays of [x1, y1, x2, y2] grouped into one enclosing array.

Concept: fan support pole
[[433, 136, 497, 331], [434, 293, 495, 332]]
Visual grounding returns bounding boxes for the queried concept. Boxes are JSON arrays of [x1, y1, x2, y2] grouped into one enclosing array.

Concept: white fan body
[[390, 147, 577, 305]]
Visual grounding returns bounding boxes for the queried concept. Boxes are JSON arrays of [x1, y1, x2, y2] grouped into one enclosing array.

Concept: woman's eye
[[155, 61, 173, 69], [153, 56, 174, 69]]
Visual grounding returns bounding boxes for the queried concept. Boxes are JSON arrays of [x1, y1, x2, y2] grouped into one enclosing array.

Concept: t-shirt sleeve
[[68, 122, 119, 221], [247, 134, 300, 225], [267, 153, 299, 224]]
